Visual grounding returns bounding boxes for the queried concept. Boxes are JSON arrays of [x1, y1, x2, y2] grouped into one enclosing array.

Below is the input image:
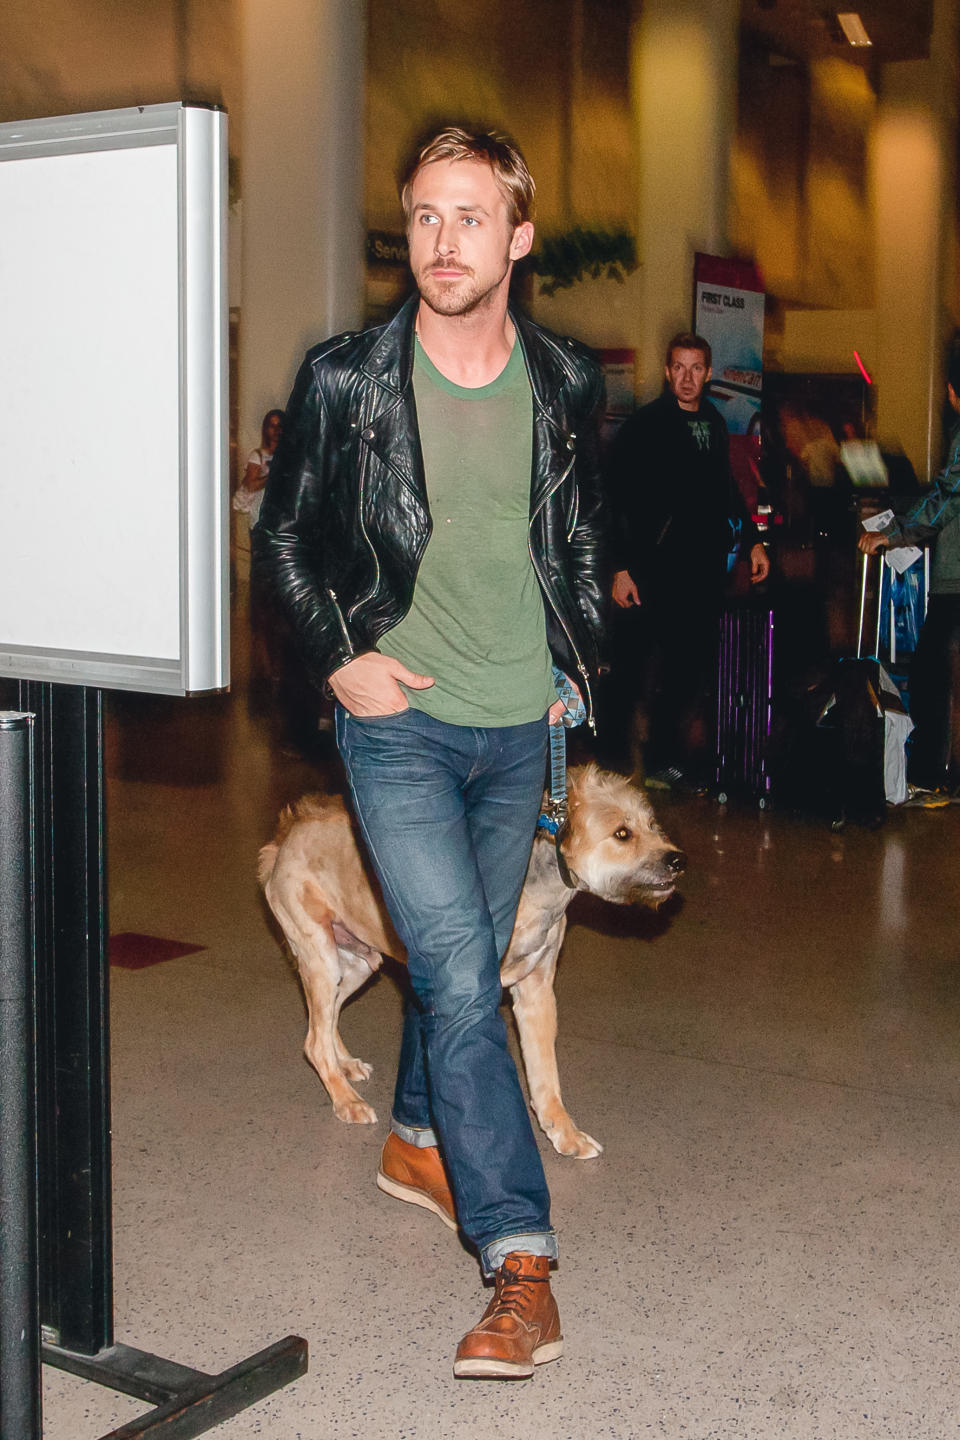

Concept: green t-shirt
[[381, 337, 555, 727]]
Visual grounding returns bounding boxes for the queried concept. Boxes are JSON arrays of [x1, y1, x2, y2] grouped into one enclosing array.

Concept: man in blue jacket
[[859, 357, 960, 794]]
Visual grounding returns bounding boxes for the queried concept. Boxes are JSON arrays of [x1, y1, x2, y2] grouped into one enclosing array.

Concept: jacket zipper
[[566, 487, 579, 541], [347, 410, 383, 624], [326, 587, 353, 651], [527, 443, 595, 732], [346, 498, 381, 625], [349, 398, 434, 628]]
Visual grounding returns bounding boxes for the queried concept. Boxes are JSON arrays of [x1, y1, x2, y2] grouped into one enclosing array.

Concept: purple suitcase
[[715, 603, 774, 806]]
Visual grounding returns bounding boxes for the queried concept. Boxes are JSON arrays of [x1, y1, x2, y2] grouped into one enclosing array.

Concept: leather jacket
[[254, 295, 607, 724]]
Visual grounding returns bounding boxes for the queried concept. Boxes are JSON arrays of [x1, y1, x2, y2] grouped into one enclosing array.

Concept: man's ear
[[948, 382, 960, 412], [705, 366, 713, 386], [509, 221, 534, 261]]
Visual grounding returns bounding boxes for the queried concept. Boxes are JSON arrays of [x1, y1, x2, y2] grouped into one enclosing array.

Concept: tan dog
[[258, 763, 684, 1159]]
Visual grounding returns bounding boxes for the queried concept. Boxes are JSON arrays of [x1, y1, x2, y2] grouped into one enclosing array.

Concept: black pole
[[33, 683, 112, 1354], [0, 710, 41, 1440], [0, 680, 113, 1355]]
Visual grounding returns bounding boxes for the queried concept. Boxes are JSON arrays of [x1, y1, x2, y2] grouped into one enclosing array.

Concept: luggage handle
[[857, 549, 881, 659], [857, 545, 932, 661]]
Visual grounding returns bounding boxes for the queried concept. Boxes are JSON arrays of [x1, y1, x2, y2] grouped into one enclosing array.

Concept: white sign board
[[0, 104, 228, 694]]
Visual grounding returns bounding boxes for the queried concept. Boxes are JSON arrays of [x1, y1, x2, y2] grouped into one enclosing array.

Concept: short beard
[[415, 252, 512, 319]]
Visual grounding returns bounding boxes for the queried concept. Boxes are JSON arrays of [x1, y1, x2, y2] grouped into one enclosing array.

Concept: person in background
[[604, 333, 769, 787], [858, 356, 960, 797], [234, 409, 285, 526]]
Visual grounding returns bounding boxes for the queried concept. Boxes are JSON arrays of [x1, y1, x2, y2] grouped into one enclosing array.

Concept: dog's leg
[[275, 903, 379, 1125], [333, 1031, 373, 1085], [510, 936, 603, 1160], [331, 948, 378, 1085]]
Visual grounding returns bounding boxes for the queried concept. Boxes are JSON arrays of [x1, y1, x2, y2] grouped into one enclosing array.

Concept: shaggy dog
[[259, 764, 684, 1159]]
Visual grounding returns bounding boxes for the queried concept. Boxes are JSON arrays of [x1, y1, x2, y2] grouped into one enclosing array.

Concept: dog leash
[[537, 669, 586, 889]]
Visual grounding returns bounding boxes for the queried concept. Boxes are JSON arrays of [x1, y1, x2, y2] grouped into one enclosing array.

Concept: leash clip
[[536, 795, 568, 837]]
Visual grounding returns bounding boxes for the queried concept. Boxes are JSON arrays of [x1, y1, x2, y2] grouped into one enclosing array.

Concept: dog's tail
[[256, 839, 279, 890], [258, 793, 336, 890]]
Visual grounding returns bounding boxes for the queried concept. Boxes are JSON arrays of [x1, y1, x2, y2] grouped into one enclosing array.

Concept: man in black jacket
[[255, 127, 605, 1379], [605, 332, 768, 785]]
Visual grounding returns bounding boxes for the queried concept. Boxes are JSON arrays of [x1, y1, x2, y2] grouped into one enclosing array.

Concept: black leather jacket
[[254, 295, 607, 724]]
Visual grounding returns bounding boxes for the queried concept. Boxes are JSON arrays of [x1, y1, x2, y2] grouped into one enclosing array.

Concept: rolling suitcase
[[715, 600, 774, 806], [814, 550, 914, 827], [776, 551, 913, 829]]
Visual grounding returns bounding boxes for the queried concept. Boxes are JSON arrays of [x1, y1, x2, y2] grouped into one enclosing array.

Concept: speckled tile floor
[[38, 629, 960, 1440]]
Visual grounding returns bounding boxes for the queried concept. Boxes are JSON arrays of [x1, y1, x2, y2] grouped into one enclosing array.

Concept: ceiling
[[741, 0, 934, 67]]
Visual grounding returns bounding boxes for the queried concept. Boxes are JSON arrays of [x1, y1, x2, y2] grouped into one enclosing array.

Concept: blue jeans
[[335, 704, 556, 1275]]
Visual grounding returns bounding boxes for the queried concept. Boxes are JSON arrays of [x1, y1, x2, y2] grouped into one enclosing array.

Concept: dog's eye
[[613, 826, 632, 842]]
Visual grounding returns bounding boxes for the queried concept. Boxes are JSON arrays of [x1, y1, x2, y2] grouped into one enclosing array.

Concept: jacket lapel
[[513, 306, 566, 417], [357, 295, 428, 512], [360, 292, 418, 395], [513, 308, 574, 516]]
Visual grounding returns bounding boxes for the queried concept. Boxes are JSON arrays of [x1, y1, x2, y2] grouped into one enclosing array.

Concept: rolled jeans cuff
[[391, 1118, 439, 1149], [481, 1231, 559, 1278]]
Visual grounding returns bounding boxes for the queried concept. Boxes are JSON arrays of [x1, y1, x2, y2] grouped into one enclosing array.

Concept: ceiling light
[[836, 12, 872, 46]]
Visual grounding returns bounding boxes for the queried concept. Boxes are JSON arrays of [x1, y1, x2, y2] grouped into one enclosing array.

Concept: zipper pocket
[[326, 588, 352, 650], [656, 515, 673, 547], [566, 486, 579, 541]]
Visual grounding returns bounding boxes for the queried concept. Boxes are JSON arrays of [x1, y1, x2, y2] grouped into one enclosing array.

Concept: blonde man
[[256, 127, 606, 1378]]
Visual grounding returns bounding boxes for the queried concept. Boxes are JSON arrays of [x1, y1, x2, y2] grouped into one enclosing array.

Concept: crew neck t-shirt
[[380, 338, 554, 727]]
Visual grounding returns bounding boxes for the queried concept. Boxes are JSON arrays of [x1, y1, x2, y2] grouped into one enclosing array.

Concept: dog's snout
[[665, 849, 686, 875]]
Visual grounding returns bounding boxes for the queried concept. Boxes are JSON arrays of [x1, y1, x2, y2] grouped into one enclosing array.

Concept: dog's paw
[[549, 1126, 604, 1160], [333, 1095, 378, 1124], [342, 1057, 373, 1083]]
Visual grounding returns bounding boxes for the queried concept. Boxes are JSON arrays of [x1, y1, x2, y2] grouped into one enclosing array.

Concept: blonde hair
[[399, 126, 535, 228]]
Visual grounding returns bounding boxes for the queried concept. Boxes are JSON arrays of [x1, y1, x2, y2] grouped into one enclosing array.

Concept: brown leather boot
[[453, 1252, 563, 1379], [376, 1131, 458, 1231]]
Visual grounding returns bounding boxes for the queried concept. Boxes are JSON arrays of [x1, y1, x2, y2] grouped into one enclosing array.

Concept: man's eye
[[461, 216, 479, 226], [420, 214, 439, 225]]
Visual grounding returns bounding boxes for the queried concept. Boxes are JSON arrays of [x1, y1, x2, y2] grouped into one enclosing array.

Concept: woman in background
[[234, 409, 285, 526]]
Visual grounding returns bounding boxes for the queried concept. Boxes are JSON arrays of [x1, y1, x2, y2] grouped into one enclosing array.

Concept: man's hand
[[612, 569, 641, 608], [858, 531, 889, 555], [328, 652, 434, 716], [548, 677, 582, 726], [749, 543, 770, 585]]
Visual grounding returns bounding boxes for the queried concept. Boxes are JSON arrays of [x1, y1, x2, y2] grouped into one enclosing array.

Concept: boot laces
[[495, 1259, 547, 1319]]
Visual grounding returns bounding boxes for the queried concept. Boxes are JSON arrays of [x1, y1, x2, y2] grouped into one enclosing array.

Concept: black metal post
[[11, 680, 113, 1355], [0, 710, 42, 1440]]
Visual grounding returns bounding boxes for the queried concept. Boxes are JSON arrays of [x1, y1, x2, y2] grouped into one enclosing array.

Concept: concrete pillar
[[872, 0, 957, 479], [238, 0, 366, 450], [628, 0, 738, 396]]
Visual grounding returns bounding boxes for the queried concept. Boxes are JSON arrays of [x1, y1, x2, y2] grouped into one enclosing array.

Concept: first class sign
[[694, 252, 765, 438], [700, 289, 746, 310]]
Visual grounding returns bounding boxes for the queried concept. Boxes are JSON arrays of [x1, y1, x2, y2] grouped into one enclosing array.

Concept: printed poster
[[693, 253, 764, 438]]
